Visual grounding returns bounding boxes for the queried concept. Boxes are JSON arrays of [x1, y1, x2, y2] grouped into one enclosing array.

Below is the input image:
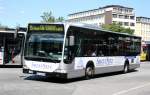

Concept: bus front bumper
[[23, 68, 67, 79]]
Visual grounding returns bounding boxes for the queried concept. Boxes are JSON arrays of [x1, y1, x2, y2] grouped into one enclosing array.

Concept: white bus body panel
[[66, 56, 140, 79], [75, 57, 125, 69], [24, 56, 140, 79]]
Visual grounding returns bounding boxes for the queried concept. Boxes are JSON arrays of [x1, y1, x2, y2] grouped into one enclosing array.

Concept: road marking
[[113, 83, 150, 95]]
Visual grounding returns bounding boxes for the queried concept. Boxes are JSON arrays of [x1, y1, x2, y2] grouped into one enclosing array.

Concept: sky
[[0, 0, 149, 28]]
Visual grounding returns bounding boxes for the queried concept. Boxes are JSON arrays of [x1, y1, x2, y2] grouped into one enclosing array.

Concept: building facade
[[135, 17, 150, 42], [67, 5, 136, 31], [135, 17, 150, 61]]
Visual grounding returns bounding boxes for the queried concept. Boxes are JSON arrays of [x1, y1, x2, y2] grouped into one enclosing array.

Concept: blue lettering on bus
[[77, 58, 84, 68], [31, 63, 51, 69], [96, 58, 113, 65], [79, 58, 84, 64], [125, 56, 136, 59]]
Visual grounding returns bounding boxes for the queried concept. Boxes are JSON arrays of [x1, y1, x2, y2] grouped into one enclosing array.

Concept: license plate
[[37, 72, 45, 76]]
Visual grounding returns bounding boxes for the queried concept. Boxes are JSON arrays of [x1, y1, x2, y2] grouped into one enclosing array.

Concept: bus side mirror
[[69, 36, 74, 46]]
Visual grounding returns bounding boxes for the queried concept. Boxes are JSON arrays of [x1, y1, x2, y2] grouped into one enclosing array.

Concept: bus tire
[[85, 63, 95, 79], [123, 62, 129, 73]]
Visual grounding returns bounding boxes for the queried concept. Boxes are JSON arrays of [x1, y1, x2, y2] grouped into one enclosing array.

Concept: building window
[[112, 21, 117, 24], [148, 19, 150, 23], [119, 8, 123, 13], [129, 9, 132, 13], [146, 19, 148, 23], [136, 18, 141, 22], [119, 15, 124, 19], [124, 22, 129, 26], [130, 16, 135, 20], [130, 23, 135, 26], [125, 9, 128, 13], [113, 8, 117, 10], [125, 15, 129, 19], [112, 14, 117, 18]]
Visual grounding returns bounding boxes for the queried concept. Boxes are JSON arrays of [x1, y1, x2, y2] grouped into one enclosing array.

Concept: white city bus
[[0, 28, 26, 65], [23, 23, 141, 79]]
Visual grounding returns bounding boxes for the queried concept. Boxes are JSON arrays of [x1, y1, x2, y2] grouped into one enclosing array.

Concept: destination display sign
[[28, 24, 64, 32]]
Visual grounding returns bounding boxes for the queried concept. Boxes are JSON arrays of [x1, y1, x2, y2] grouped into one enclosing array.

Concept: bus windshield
[[25, 33, 64, 63]]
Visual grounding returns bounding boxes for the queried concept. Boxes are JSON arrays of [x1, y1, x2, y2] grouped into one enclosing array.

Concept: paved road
[[0, 62, 150, 95]]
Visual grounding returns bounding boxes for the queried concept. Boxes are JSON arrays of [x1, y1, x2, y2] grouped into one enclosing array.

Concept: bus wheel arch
[[123, 59, 129, 73], [85, 61, 95, 79]]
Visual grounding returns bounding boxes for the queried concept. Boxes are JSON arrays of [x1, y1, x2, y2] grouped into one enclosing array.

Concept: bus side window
[[98, 51, 104, 56]]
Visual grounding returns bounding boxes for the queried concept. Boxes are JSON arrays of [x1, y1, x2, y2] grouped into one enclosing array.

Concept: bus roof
[[67, 22, 141, 38], [28, 22, 141, 38]]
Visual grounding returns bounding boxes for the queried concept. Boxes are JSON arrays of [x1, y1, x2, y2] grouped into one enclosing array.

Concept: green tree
[[102, 23, 134, 35], [56, 17, 65, 22], [41, 11, 55, 22], [41, 11, 64, 22]]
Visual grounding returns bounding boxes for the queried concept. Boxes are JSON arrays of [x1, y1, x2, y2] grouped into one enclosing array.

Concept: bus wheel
[[85, 66, 94, 79], [123, 63, 129, 73]]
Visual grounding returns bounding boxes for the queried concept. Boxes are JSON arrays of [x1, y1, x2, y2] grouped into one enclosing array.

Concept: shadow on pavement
[[0, 65, 22, 68], [23, 70, 138, 84]]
